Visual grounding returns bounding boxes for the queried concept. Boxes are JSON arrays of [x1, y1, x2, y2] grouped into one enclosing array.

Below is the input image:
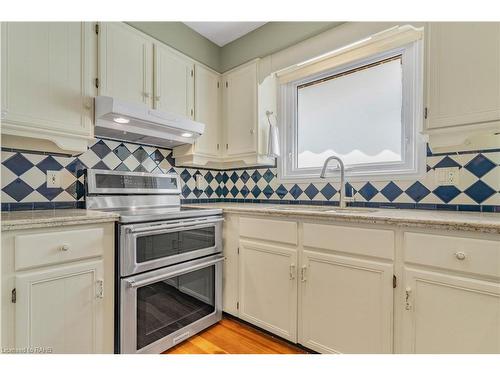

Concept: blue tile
[[230, 186, 239, 197], [65, 180, 85, 200], [65, 158, 87, 177], [215, 172, 223, 184], [464, 180, 495, 204], [240, 185, 250, 198], [358, 182, 378, 201], [3, 178, 34, 201], [193, 188, 203, 198], [115, 162, 130, 171], [263, 185, 274, 198], [380, 182, 403, 202], [426, 144, 433, 157], [345, 183, 356, 197], [150, 149, 164, 163], [3, 153, 34, 175], [180, 169, 191, 182], [304, 184, 319, 199], [222, 172, 229, 184], [251, 185, 262, 198], [94, 161, 110, 170], [113, 144, 132, 161], [36, 155, 63, 173], [36, 182, 63, 201], [405, 182, 430, 202], [181, 185, 191, 198], [263, 169, 274, 183], [165, 151, 175, 166], [251, 170, 262, 183], [289, 184, 303, 199], [433, 156, 461, 169], [320, 183, 337, 200], [204, 171, 214, 183], [222, 186, 229, 197], [240, 171, 250, 184], [132, 147, 149, 163], [230, 172, 239, 183], [205, 185, 214, 197], [433, 185, 461, 203], [90, 140, 112, 159], [464, 154, 496, 178], [215, 186, 223, 197], [276, 184, 288, 199], [458, 204, 481, 212]]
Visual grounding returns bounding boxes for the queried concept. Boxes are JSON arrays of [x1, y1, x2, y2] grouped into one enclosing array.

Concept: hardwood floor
[[163, 317, 308, 354]]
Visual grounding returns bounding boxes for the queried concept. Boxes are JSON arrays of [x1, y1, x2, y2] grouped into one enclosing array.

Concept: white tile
[[1, 151, 15, 163], [23, 191, 49, 203], [1, 165, 17, 187], [102, 152, 122, 170], [60, 169, 77, 189], [482, 192, 500, 206], [78, 150, 100, 169], [20, 167, 46, 189], [122, 155, 140, 171], [1, 190, 16, 203], [481, 168, 500, 191]]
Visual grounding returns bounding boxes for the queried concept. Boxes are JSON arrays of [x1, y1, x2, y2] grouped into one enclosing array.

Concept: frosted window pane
[[297, 58, 403, 168]]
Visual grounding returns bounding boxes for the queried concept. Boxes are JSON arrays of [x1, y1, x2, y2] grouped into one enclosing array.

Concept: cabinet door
[[238, 239, 297, 342], [154, 43, 194, 118], [300, 250, 393, 353], [194, 64, 221, 157], [1, 22, 93, 136], [98, 22, 153, 106], [426, 23, 500, 129], [223, 62, 257, 156], [402, 268, 500, 354], [15, 260, 105, 354]]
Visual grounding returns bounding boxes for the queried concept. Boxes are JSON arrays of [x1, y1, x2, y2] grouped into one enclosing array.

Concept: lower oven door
[[121, 216, 223, 276], [120, 254, 224, 354]]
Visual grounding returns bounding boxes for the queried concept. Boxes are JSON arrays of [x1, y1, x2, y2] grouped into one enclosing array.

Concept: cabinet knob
[[250, 129, 254, 135], [143, 92, 150, 98], [455, 251, 466, 260], [60, 244, 70, 252], [155, 96, 161, 101]]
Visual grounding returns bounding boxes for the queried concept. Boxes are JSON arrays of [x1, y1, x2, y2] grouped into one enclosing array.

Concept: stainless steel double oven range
[[86, 169, 224, 354]]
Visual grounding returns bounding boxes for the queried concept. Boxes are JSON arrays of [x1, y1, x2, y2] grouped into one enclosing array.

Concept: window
[[279, 41, 424, 182]]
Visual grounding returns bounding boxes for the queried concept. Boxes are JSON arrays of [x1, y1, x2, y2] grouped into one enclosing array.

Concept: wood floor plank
[[164, 317, 307, 354]]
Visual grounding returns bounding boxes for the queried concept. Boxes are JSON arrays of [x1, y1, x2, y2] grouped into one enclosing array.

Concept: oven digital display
[[95, 174, 178, 190]]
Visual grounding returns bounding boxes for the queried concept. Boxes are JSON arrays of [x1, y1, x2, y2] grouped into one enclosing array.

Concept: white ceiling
[[183, 22, 267, 47]]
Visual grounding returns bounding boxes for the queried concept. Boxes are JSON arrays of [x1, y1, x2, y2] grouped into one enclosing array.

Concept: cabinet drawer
[[303, 223, 394, 260], [239, 217, 297, 245], [15, 228, 105, 271], [404, 232, 500, 278]]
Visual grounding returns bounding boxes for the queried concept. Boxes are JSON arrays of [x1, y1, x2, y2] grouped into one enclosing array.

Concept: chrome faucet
[[320, 156, 348, 209]]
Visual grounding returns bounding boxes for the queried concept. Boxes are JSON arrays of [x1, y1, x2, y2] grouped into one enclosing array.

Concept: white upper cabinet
[[193, 64, 221, 157], [222, 61, 258, 157], [425, 22, 500, 150], [1, 22, 95, 154], [98, 22, 153, 106], [153, 44, 194, 118]]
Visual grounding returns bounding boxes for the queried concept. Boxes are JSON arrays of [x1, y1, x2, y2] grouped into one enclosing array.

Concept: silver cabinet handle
[[60, 244, 70, 251], [96, 280, 104, 299], [300, 265, 307, 282], [405, 287, 412, 310], [126, 217, 224, 234], [289, 264, 296, 280], [455, 251, 466, 260]]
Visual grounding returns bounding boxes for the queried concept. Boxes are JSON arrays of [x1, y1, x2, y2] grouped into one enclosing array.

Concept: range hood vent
[[94, 96, 204, 148]]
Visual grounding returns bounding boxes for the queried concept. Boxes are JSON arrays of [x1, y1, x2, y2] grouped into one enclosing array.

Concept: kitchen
[[0, 1, 499, 371]]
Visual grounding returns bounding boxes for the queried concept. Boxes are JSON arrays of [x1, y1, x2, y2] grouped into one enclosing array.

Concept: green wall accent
[[127, 22, 221, 72], [128, 22, 343, 73], [219, 22, 343, 72]]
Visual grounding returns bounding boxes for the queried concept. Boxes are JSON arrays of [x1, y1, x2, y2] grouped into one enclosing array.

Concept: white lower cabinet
[[15, 260, 105, 354], [299, 250, 394, 353], [402, 268, 500, 354], [238, 239, 297, 342]]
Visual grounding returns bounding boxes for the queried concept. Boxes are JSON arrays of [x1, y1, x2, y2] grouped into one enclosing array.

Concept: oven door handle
[[126, 217, 224, 235], [126, 255, 225, 289]]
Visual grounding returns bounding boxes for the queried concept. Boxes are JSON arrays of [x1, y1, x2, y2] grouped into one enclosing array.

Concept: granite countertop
[[1, 209, 120, 231], [184, 203, 500, 234]]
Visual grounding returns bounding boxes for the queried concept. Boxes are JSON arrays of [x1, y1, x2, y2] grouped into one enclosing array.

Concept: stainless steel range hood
[[94, 96, 204, 148]]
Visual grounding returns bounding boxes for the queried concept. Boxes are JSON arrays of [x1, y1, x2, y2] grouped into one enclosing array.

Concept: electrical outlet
[[46, 170, 61, 188], [435, 167, 459, 186], [195, 174, 206, 190]]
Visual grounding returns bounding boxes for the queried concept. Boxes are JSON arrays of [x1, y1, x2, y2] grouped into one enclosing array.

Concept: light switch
[[435, 167, 459, 186], [46, 170, 61, 188]]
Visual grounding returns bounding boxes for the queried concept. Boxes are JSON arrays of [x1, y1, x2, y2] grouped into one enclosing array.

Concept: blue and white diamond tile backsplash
[[1, 138, 499, 212]]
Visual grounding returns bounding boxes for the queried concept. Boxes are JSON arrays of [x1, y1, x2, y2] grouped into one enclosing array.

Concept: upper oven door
[[120, 216, 223, 276]]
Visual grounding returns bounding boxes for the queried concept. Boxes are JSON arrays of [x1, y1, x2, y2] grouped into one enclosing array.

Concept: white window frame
[[278, 40, 425, 183]]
